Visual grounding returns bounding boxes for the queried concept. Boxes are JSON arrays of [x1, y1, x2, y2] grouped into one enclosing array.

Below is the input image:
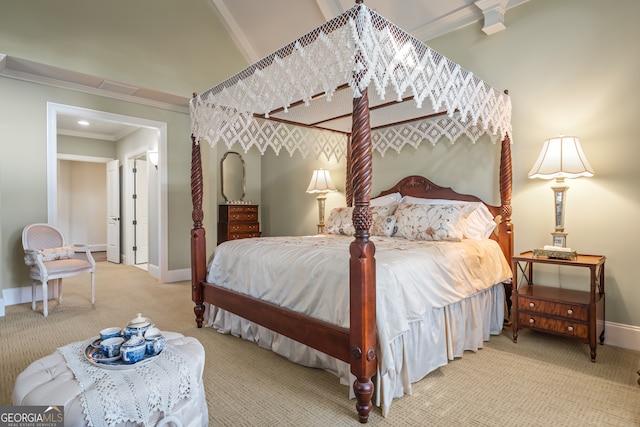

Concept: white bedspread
[[206, 235, 511, 377]]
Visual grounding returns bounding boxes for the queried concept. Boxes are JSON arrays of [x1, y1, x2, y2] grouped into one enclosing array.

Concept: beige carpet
[[1, 262, 639, 426]]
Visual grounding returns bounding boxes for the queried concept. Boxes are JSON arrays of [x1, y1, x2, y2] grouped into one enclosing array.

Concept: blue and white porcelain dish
[[99, 327, 122, 341], [120, 334, 147, 364], [101, 337, 124, 359], [123, 313, 154, 340], [144, 328, 165, 356]]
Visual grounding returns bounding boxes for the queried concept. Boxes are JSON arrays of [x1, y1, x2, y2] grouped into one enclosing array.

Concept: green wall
[[259, 0, 640, 328]]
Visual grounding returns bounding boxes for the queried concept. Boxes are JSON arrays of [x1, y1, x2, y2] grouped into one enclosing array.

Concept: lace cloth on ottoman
[[58, 339, 198, 427]]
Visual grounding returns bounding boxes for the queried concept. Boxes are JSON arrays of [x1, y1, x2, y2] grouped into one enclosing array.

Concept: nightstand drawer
[[518, 295, 588, 321], [517, 312, 589, 339]]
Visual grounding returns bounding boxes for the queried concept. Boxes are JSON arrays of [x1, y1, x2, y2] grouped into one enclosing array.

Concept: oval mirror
[[220, 151, 246, 203]]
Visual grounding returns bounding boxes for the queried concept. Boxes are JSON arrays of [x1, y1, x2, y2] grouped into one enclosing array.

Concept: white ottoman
[[12, 332, 208, 427]]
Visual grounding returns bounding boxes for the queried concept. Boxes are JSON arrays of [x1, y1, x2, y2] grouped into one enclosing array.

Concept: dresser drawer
[[229, 223, 259, 233], [229, 232, 261, 240], [517, 312, 588, 339], [229, 212, 257, 222], [518, 295, 588, 321], [227, 205, 258, 214]]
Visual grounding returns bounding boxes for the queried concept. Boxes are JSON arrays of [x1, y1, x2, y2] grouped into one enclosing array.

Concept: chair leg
[[42, 280, 48, 317], [91, 272, 95, 305], [58, 278, 63, 304], [31, 281, 37, 311]]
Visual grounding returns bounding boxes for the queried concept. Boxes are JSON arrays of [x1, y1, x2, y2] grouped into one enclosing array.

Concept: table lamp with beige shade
[[528, 135, 594, 252], [306, 169, 337, 234]]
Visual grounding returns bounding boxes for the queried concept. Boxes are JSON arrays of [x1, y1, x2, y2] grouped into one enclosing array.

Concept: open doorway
[[46, 103, 168, 282]]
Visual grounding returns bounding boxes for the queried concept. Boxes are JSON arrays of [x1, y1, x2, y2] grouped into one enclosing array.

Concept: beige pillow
[[371, 215, 397, 237], [326, 207, 355, 236], [325, 204, 398, 236], [40, 246, 76, 261], [25, 246, 75, 266], [394, 202, 474, 241]]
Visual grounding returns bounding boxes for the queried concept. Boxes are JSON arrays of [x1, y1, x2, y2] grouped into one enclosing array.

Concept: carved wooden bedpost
[[346, 134, 353, 207], [191, 126, 207, 327], [349, 2, 377, 419], [498, 91, 514, 319], [499, 132, 513, 263], [350, 87, 376, 424]]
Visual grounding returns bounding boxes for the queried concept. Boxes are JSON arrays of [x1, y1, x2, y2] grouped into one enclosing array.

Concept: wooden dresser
[[217, 204, 260, 245], [512, 251, 605, 362]]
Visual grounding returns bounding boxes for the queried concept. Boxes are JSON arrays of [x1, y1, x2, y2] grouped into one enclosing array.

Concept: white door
[[135, 159, 149, 264], [106, 159, 121, 263]]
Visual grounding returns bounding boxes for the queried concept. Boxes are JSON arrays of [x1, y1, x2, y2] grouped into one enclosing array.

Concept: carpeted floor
[[1, 262, 639, 426]]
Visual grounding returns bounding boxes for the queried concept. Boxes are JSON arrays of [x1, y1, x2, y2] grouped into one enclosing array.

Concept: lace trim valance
[[190, 3, 512, 161]]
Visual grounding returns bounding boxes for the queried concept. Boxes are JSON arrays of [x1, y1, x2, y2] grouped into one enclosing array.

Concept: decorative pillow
[[326, 204, 398, 236], [24, 246, 75, 266], [40, 246, 75, 261], [394, 202, 474, 241], [326, 207, 355, 236], [371, 203, 398, 219], [399, 196, 496, 240], [371, 215, 397, 237], [370, 192, 402, 207]]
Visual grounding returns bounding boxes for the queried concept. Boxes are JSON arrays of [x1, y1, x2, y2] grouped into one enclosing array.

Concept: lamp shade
[[306, 169, 337, 193], [528, 136, 594, 180]]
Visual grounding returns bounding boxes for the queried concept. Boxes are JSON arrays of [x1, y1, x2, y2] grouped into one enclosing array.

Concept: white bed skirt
[[204, 282, 505, 417]]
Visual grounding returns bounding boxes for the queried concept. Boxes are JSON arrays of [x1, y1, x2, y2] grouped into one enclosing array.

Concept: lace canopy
[[190, 3, 512, 161]]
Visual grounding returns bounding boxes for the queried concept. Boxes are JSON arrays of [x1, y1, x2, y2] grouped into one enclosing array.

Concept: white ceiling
[[57, 114, 140, 142], [2, 0, 528, 140], [211, 0, 528, 63]]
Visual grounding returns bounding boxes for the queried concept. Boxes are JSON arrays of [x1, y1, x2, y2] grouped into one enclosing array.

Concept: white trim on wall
[[46, 102, 170, 283]]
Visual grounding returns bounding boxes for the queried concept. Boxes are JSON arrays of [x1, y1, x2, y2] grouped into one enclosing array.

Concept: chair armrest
[[23, 249, 47, 270], [72, 244, 95, 265]]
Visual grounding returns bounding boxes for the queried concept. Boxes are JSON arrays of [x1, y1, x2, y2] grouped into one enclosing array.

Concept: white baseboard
[[603, 320, 640, 352], [1, 285, 59, 315], [165, 268, 190, 283], [0, 297, 4, 317]]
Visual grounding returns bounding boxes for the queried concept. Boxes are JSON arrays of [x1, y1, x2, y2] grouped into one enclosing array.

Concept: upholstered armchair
[[22, 223, 96, 317]]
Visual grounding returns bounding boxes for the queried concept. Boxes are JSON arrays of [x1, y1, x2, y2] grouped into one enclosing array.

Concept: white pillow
[[464, 204, 497, 239], [398, 196, 496, 239], [370, 192, 402, 207]]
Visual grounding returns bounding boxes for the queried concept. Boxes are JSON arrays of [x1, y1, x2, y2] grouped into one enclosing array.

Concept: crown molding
[[0, 53, 189, 114]]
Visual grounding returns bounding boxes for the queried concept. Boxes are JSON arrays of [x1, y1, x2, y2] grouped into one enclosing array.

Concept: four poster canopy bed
[[190, 1, 513, 423]]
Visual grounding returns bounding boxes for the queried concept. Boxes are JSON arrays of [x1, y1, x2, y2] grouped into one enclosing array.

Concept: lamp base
[[316, 194, 327, 234], [551, 231, 567, 248]]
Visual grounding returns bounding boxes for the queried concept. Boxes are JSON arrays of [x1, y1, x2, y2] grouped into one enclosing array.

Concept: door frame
[[46, 102, 169, 282]]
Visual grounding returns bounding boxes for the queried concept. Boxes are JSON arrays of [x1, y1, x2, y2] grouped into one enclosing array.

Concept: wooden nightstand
[[512, 251, 605, 362], [217, 204, 260, 245]]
